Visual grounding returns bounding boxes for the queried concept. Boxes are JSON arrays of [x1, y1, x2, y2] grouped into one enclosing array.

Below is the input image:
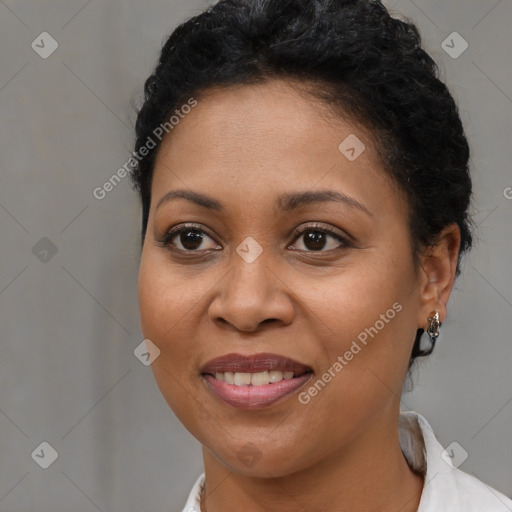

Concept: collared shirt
[[181, 410, 512, 511]]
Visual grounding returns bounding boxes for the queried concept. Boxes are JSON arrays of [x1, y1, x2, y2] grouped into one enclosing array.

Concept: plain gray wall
[[1, 0, 510, 510]]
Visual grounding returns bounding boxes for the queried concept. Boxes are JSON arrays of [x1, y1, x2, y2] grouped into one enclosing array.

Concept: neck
[[200, 408, 424, 512]]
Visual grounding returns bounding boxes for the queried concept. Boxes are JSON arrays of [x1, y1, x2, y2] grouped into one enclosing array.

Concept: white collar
[[181, 410, 512, 511]]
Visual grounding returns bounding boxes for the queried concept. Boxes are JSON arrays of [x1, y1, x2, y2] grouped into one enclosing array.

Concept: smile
[[200, 353, 313, 408], [213, 370, 295, 385]]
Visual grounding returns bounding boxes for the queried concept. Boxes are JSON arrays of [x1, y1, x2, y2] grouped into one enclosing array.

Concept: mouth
[[200, 352, 313, 408]]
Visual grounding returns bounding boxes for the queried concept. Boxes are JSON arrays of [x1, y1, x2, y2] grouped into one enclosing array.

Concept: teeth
[[213, 370, 299, 386], [234, 372, 251, 386], [269, 370, 283, 383], [251, 371, 270, 386]]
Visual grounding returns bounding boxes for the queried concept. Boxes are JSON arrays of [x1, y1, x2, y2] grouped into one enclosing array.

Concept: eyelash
[[156, 222, 352, 254]]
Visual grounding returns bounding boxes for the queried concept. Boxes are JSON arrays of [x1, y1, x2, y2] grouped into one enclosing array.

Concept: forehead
[[150, 79, 403, 215], [157, 80, 370, 160]]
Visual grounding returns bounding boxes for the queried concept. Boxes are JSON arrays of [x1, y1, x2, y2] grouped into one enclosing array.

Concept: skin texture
[[137, 78, 461, 512]]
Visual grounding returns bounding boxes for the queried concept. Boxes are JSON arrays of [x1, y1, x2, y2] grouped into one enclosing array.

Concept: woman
[[130, 0, 512, 510]]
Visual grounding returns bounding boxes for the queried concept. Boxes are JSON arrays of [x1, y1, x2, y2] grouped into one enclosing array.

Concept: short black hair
[[131, 0, 474, 369]]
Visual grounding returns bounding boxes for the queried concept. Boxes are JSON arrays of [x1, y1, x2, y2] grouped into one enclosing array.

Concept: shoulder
[[180, 473, 204, 512], [400, 411, 512, 512], [450, 468, 512, 511]]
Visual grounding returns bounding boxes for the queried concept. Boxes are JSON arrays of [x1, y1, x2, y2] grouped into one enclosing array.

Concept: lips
[[200, 353, 313, 408], [200, 352, 312, 375]]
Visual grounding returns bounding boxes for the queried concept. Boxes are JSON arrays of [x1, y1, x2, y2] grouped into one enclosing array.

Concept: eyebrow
[[156, 189, 372, 216]]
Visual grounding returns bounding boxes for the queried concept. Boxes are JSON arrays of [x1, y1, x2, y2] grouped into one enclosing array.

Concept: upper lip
[[200, 353, 312, 375]]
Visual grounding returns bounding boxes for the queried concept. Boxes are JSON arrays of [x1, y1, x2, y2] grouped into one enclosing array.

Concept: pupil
[[181, 230, 203, 250], [178, 230, 328, 251], [305, 231, 326, 251]]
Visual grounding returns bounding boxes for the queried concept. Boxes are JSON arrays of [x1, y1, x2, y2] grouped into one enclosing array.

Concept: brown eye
[[290, 224, 350, 252], [158, 224, 221, 252], [174, 229, 207, 251]]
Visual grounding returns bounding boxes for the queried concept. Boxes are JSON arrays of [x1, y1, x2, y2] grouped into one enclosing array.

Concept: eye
[[157, 223, 221, 252], [157, 222, 351, 254], [289, 223, 350, 252]]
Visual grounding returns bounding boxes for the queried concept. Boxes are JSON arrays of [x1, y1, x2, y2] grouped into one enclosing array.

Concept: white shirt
[[181, 410, 512, 511]]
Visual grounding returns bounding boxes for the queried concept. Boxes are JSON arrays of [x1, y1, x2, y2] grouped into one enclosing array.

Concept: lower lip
[[202, 373, 313, 408]]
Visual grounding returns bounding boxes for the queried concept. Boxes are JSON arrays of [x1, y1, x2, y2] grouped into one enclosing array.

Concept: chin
[[202, 431, 318, 479]]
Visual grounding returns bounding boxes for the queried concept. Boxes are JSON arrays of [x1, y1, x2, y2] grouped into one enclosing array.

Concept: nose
[[208, 251, 295, 332]]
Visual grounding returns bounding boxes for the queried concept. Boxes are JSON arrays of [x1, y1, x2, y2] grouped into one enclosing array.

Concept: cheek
[[306, 255, 415, 348], [138, 254, 175, 341], [137, 252, 201, 361], [297, 245, 419, 397], [288, 266, 417, 455], [137, 252, 205, 417]]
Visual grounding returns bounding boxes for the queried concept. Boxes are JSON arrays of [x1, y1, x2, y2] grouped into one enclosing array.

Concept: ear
[[416, 223, 461, 329]]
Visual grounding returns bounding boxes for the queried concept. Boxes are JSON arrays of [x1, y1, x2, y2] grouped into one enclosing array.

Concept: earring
[[426, 311, 441, 345]]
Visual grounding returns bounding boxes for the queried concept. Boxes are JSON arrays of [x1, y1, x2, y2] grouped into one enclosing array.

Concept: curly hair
[[130, 0, 473, 369]]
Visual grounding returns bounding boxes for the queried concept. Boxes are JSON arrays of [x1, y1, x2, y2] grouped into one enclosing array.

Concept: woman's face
[[137, 79, 432, 477]]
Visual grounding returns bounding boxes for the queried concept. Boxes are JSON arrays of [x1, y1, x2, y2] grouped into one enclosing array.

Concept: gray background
[[0, 0, 511, 510]]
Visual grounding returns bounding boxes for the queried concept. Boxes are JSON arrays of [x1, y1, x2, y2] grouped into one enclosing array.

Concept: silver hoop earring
[[426, 311, 441, 344]]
